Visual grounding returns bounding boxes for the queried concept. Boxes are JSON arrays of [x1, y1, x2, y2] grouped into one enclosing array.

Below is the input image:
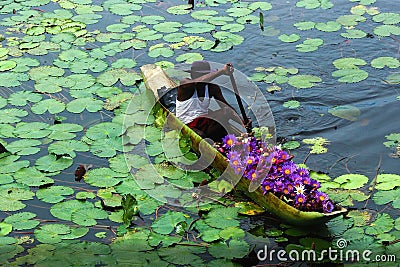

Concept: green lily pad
[[153, 22, 182, 33], [66, 97, 103, 113], [0, 60, 16, 71], [50, 200, 94, 221], [84, 167, 127, 188], [315, 21, 341, 32], [373, 25, 400, 37], [208, 16, 234, 26], [14, 167, 54, 187], [191, 10, 218, 20], [248, 2, 272, 11], [31, 99, 65, 115], [167, 4, 192, 15], [0, 223, 12, 236], [0, 186, 34, 211], [151, 211, 187, 235], [205, 207, 240, 229], [332, 68, 369, 83], [148, 43, 174, 58], [365, 213, 394, 236], [375, 174, 400, 190], [183, 22, 216, 34], [35, 154, 73, 173], [371, 57, 400, 69], [333, 57, 367, 69], [283, 100, 300, 109], [278, 34, 300, 43], [5, 139, 41, 156], [36, 186, 74, 203], [48, 140, 89, 158], [333, 174, 369, 189], [288, 74, 322, 88], [0, 108, 28, 124], [373, 12, 400, 25], [34, 224, 71, 244], [106, 23, 130, 33], [13, 122, 50, 139], [294, 21, 316, 30], [341, 29, 367, 39], [47, 123, 83, 140], [8, 91, 42, 107], [4, 212, 39, 231], [296, 0, 333, 9], [226, 7, 252, 17], [296, 38, 324, 52], [373, 188, 400, 209], [328, 105, 361, 121], [336, 14, 366, 26], [72, 208, 109, 226]]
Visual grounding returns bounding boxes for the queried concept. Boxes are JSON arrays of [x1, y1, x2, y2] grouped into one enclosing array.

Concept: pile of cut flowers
[[218, 134, 336, 213]]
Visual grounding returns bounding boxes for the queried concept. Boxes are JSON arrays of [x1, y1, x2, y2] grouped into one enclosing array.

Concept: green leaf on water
[[341, 29, 367, 39], [332, 68, 369, 83], [31, 99, 65, 115], [85, 167, 127, 188], [153, 22, 182, 33], [183, 22, 216, 34], [278, 34, 300, 43], [373, 25, 400, 37], [346, 210, 371, 227], [0, 60, 16, 71], [66, 97, 103, 113], [248, 2, 272, 11], [167, 4, 192, 15], [6, 139, 41, 156], [283, 100, 300, 109], [328, 105, 361, 121], [365, 213, 394, 236], [333, 174, 369, 189], [282, 141, 301, 150], [226, 7, 252, 17], [333, 57, 367, 69], [106, 23, 130, 33], [371, 57, 400, 69], [47, 123, 83, 140], [336, 14, 366, 26], [315, 21, 341, 32], [14, 167, 54, 187], [302, 137, 329, 154], [372, 12, 400, 25], [0, 108, 29, 124], [0, 186, 34, 211], [35, 154, 73, 173], [373, 188, 400, 209], [36, 186, 74, 203], [0, 223, 12, 236], [234, 202, 264, 216], [205, 207, 240, 229], [151, 211, 187, 235], [288, 74, 322, 88], [34, 224, 71, 244], [296, 38, 324, 52], [375, 174, 400, 190], [50, 200, 94, 221], [148, 43, 174, 58], [4, 212, 39, 231], [72, 208, 109, 226], [191, 10, 218, 20], [8, 91, 42, 107], [48, 140, 89, 158], [294, 21, 316, 30], [208, 16, 234, 26]]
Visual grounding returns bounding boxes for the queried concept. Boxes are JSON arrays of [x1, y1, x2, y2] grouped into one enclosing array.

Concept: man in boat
[[176, 60, 249, 142]]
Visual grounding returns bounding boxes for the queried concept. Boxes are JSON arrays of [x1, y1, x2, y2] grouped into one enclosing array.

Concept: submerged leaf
[[328, 105, 361, 121]]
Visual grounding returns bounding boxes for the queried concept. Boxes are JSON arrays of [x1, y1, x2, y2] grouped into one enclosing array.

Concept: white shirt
[[175, 84, 210, 124]]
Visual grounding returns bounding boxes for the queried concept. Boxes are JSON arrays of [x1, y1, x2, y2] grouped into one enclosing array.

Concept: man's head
[[190, 60, 212, 80]]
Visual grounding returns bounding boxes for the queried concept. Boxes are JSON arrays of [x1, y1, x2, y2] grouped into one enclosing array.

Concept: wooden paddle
[[228, 69, 252, 133]]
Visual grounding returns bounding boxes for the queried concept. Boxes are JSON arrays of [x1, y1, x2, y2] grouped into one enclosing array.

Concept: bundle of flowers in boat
[[218, 134, 335, 213]]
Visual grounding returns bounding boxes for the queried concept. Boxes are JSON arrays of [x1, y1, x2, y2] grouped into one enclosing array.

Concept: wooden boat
[[140, 64, 348, 226]]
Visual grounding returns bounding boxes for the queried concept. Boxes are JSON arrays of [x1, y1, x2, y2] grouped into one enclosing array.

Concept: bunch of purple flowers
[[220, 134, 335, 213]]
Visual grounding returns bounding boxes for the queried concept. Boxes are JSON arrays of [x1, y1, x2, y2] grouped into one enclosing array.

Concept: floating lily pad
[[50, 200, 93, 221], [66, 97, 103, 113], [148, 43, 174, 58], [8, 91, 42, 107], [191, 10, 218, 20], [72, 208, 108, 226], [167, 4, 192, 15], [375, 174, 400, 190], [153, 22, 182, 33], [31, 99, 65, 115], [296, 38, 324, 52], [294, 21, 316, 30], [151, 211, 187, 235], [234, 202, 264, 215], [279, 34, 300, 43], [0, 108, 28, 124], [333, 174, 369, 189], [333, 57, 367, 69], [328, 105, 361, 121], [205, 207, 240, 229], [0, 187, 34, 211], [35, 154, 73, 173], [47, 123, 83, 140], [84, 168, 127, 188], [0, 223, 12, 236], [288, 75, 322, 88], [365, 213, 394, 236], [373, 12, 400, 25], [183, 22, 216, 34], [36, 186, 74, 203], [4, 212, 39, 231], [373, 188, 400, 209], [0, 60, 16, 71], [14, 167, 54, 187], [341, 29, 367, 39], [332, 68, 368, 83], [6, 139, 41, 156], [34, 224, 71, 244], [371, 57, 400, 69], [373, 25, 400, 37], [283, 100, 300, 109], [315, 21, 341, 32], [226, 7, 252, 17]]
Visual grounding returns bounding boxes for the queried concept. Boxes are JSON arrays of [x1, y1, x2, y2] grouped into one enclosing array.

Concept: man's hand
[[222, 63, 234, 75]]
